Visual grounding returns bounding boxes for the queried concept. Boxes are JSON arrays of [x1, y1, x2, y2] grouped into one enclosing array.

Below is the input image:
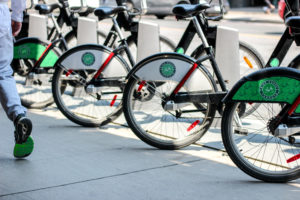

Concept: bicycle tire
[[123, 53, 217, 150], [222, 102, 300, 182], [52, 44, 130, 127]]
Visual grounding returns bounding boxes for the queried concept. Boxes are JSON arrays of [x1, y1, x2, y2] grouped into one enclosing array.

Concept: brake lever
[[127, 8, 142, 17]]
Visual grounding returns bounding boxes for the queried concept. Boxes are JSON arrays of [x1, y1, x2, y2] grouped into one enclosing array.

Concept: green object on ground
[[13, 136, 34, 158]]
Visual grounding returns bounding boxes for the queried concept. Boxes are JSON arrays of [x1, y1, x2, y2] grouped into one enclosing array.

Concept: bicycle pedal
[[234, 127, 248, 135]]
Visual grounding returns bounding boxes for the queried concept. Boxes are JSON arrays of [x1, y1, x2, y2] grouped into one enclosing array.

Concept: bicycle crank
[[274, 125, 300, 137]]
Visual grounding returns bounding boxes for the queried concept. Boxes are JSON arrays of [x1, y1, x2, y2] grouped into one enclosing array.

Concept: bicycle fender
[[14, 37, 59, 68], [127, 52, 215, 92], [55, 44, 129, 77], [223, 67, 300, 113]]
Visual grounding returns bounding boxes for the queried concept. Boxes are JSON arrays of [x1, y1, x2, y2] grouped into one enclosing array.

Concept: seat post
[[192, 16, 209, 48], [50, 13, 63, 36], [112, 17, 125, 41]]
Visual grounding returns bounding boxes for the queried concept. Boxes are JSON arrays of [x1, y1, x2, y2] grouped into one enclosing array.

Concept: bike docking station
[[137, 0, 160, 62], [72, 17, 99, 97], [28, 14, 47, 41], [137, 21, 160, 62], [77, 17, 98, 45], [68, 0, 100, 97], [69, 0, 100, 45], [212, 26, 240, 128], [25, 13, 49, 87]]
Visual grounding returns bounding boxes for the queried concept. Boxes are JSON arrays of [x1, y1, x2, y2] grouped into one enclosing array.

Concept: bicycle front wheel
[[123, 53, 217, 150], [222, 102, 300, 182]]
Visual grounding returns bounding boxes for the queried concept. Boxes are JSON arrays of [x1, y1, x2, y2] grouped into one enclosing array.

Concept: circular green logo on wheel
[[82, 52, 95, 66], [18, 45, 31, 58], [259, 80, 280, 100], [160, 62, 176, 78]]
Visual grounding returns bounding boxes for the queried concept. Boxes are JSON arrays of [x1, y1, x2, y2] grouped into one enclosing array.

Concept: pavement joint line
[[0, 158, 205, 198]]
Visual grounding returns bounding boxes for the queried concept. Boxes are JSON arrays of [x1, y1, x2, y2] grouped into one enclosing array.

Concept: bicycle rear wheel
[[52, 44, 129, 127], [123, 53, 217, 150], [222, 102, 300, 182]]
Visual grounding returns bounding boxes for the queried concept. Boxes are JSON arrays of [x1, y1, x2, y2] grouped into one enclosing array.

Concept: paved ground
[[0, 105, 300, 200]]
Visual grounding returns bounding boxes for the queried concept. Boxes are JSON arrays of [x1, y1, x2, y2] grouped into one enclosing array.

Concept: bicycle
[[122, 0, 300, 151], [121, 0, 265, 150], [123, 0, 300, 182], [12, 0, 107, 109], [51, 0, 176, 127], [221, 67, 300, 183], [220, 0, 300, 182]]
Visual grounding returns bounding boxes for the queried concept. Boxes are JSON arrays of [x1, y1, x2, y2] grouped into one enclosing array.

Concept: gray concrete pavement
[[0, 105, 300, 199]]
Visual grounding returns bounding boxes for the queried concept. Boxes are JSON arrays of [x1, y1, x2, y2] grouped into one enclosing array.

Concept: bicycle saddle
[[285, 16, 300, 29], [172, 3, 210, 18], [94, 6, 127, 20], [35, 3, 61, 15]]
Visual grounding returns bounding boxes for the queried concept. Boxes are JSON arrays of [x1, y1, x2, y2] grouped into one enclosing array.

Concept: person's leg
[[0, 5, 26, 122], [0, 4, 33, 158]]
